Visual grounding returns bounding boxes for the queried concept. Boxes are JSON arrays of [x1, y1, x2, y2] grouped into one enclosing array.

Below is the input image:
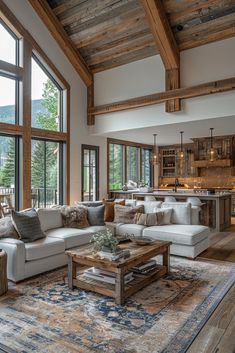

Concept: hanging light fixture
[[150, 133, 159, 165], [179, 131, 184, 159], [208, 128, 216, 162]]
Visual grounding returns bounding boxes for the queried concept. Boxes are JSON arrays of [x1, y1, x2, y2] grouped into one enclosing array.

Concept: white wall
[[93, 37, 235, 135], [3, 0, 108, 203]]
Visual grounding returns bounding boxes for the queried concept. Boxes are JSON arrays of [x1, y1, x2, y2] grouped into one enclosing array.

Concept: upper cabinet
[[192, 135, 235, 168]]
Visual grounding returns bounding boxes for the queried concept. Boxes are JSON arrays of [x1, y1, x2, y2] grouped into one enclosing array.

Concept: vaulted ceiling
[[46, 0, 235, 73]]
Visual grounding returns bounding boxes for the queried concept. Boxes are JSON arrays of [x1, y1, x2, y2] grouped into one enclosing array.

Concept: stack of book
[[82, 267, 134, 284], [131, 260, 157, 274], [97, 249, 130, 261]]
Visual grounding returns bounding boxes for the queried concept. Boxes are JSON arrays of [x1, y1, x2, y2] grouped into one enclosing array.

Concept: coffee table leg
[[115, 268, 124, 305], [68, 256, 76, 289], [163, 246, 170, 273]]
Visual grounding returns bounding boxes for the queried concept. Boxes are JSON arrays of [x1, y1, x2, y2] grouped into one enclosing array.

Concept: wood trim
[[28, 0, 92, 87], [87, 81, 95, 125], [0, 123, 23, 135], [22, 41, 32, 209], [66, 88, 70, 205], [91, 77, 235, 116], [141, 0, 179, 70], [31, 128, 68, 142], [107, 138, 153, 150], [0, 60, 23, 79]]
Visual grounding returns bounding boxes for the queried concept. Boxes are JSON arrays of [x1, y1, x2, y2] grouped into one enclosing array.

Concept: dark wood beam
[[87, 82, 95, 126], [89, 77, 235, 116], [141, 0, 180, 112], [28, 0, 93, 87], [141, 0, 179, 69]]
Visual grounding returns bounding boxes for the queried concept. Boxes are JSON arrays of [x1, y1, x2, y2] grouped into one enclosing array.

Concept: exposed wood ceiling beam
[[28, 0, 93, 87], [89, 77, 235, 116], [141, 0, 181, 112], [141, 0, 179, 69]]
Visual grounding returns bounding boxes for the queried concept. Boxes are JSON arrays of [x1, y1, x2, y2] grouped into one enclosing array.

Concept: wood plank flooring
[[186, 218, 235, 353]]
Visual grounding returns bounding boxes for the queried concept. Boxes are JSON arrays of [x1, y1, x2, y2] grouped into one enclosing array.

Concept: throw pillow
[[75, 201, 103, 207], [59, 206, 90, 228], [134, 212, 164, 226], [0, 216, 19, 239], [114, 204, 144, 224], [153, 207, 173, 225], [11, 209, 45, 243], [161, 202, 191, 225], [102, 199, 125, 222], [86, 205, 105, 226], [136, 200, 162, 213]]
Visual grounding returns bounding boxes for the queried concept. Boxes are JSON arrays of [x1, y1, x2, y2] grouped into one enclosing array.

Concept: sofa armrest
[[0, 238, 26, 282]]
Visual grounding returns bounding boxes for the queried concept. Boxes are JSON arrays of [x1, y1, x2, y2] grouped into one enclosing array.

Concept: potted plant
[[91, 228, 119, 253]]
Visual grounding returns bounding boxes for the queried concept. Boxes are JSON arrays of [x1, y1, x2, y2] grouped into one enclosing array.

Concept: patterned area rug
[[0, 257, 235, 353]]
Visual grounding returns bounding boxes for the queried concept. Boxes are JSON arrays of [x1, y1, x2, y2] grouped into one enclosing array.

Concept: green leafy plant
[[91, 228, 119, 253]]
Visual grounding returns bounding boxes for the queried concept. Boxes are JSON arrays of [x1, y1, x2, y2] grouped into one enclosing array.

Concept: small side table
[[0, 250, 8, 296]]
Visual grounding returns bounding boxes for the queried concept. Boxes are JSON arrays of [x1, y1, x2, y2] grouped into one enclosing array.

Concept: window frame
[[0, 5, 70, 209], [81, 144, 99, 201], [107, 138, 153, 193]]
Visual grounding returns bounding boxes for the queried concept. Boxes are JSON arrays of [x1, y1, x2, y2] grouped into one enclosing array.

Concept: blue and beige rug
[[0, 257, 235, 353]]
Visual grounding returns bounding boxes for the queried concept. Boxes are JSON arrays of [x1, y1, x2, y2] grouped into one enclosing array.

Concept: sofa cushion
[[143, 225, 210, 246], [191, 206, 200, 225], [12, 209, 45, 243], [25, 236, 65, 261], [103, 199, 125, 222], [46, 228, 92, 249], [86, 205, 105, 226], [75, 201, 103, 207], [153, 208, 173, 225], [115, 223, 146, 237], [37, 208, 63, 232], [161, 202, 191, 225], [134, 212, 163, 226], [0, 216, 19, 239], [136, 200, 162, 213], [114, 204, 144, 224], [60, 206, 90, 228]]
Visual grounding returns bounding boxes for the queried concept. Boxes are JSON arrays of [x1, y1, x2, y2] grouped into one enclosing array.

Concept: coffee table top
[[66, 240, 171, 270]]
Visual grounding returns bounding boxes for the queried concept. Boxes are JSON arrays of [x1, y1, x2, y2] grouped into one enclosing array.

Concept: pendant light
[[208, 128, 216, 162], [179, 131, 184, 159], [150, 133, 159, 165]]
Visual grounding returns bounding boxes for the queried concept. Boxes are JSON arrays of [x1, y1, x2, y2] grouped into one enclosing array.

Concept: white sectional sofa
[[0, 201, 210, 282]]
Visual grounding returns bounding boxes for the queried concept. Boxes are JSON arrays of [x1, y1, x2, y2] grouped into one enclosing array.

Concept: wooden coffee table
[[66, 240, 171, 305]]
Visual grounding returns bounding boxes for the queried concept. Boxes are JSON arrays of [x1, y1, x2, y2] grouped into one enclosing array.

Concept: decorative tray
[[130, 236, 155, 245]]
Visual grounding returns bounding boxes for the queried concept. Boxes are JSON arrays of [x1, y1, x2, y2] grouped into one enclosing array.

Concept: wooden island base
[[66, 241, 171, 305]]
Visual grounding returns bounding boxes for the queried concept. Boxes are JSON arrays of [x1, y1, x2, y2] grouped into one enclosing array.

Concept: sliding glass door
[[82, 145, 99, 201]]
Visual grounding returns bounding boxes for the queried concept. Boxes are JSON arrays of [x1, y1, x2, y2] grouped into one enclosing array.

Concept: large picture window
[[31, 139, 63, 207], [0, 8, 70, 210], [108, 139, 152, 192]]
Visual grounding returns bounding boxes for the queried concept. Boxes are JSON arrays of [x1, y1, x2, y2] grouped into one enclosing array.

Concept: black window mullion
[[43, 141, 47, 208]]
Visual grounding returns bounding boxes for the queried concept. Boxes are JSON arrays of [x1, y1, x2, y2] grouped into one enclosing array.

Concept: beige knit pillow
[[113, 204, 144, 224], [134, 212, 164, 226]]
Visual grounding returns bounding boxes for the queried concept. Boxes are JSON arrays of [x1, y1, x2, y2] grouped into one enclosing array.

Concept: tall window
[[108, 139, 152, 191], [142, 149, 151, 186], [126, 146, 140, 183], [109, 143, 124, 191], [31, 56, 62, 131], [82, 145, 99, 201], [0, 134, 19, 210], [31, 139, 63, 207], [0, 8, 69, 210]]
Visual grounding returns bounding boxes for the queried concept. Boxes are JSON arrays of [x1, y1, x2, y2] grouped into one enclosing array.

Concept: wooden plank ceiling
[[47, 0, 235, 73]]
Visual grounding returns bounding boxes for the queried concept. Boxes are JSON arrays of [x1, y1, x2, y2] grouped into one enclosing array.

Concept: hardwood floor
[[186, 219, 235, 353]]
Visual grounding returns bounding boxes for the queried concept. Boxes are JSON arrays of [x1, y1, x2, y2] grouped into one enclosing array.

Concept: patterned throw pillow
[[102, 199, 125, 222], [134, 212, 164, 226], [0, 216, 19, 239], [11, 209, 45, 243], [60, 206, 90, 228], [113, 204, 144, 224]]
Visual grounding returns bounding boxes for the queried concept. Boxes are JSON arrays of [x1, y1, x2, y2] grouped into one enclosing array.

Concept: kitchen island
[[110, 190, 232, 232]]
